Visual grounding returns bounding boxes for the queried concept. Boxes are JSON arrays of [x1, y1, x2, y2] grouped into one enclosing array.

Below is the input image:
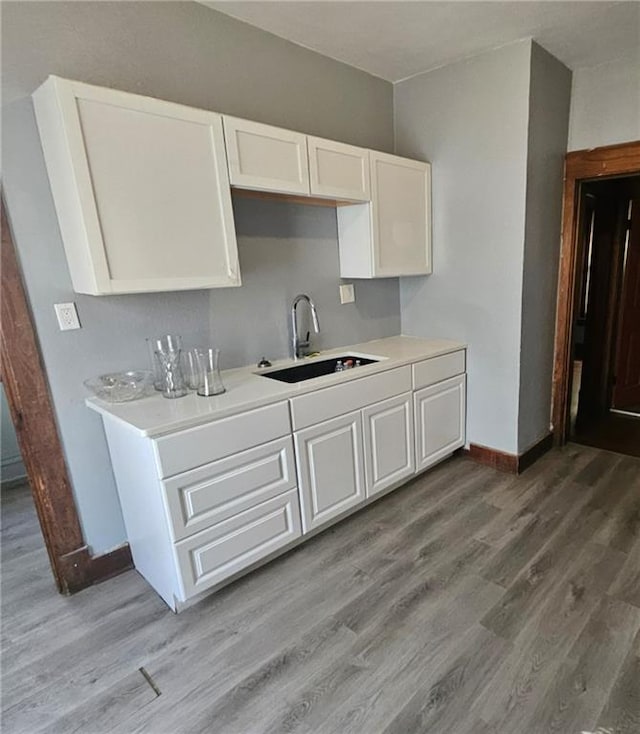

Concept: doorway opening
[[553, 141, 640, 452], [568, 174, 640, 456]]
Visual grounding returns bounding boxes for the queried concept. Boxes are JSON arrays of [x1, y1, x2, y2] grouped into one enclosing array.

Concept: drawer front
[[154, 401, 291, 478], [163, 436, 296, 541], [290, 366, 412, 431], [412, 350, 466, 390], [175, 489, 302, 599]]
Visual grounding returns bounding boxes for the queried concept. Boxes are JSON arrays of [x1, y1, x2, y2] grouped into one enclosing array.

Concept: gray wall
[[214, 198, 400, 368], [568, 55, 640, 151], [1, 1, 397, 554], [395, 41, 532, 455], [1, 386, 26, 483], [518, 44, 571, 453]]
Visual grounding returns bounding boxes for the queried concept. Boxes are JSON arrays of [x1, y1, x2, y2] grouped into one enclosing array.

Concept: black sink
[[260, 355, 379, 383]]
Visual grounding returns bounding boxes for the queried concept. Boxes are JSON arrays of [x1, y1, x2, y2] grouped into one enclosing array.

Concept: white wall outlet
[[339, 283, 355, 304], [54, 302, 81, 331]]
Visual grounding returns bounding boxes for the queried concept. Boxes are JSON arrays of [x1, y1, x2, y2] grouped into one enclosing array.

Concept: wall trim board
[[1, 197, 131, 594], [552, 140, 640, 444], [464, 444, 519, 473], [464, 432, 553, 474], [518, 433, 554, 472], [65, 544, 134, 592]]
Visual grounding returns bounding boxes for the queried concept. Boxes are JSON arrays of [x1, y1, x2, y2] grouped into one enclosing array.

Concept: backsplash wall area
[[2, 1, 398, 555], [218, 198, 401, 370]]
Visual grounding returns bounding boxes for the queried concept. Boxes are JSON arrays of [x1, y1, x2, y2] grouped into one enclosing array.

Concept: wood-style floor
[[574, 412, 640, 459], [2, 444, 640, 734]]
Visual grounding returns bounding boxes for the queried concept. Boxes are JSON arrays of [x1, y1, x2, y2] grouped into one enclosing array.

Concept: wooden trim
[[464, 444, 519, 474], [231, 187, 355, 208], [552, 140, 640, 444], [463, 432, 553, 474], [1, 197, 131, 593], [518, 433, 554, 473]]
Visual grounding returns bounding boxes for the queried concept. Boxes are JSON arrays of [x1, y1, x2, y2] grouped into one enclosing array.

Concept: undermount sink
[[259, 355, 380, 383]]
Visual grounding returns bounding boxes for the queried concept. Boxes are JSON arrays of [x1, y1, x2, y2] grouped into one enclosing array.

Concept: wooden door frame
[[1, 198, 132, 593], [552, 140, 640, 444]]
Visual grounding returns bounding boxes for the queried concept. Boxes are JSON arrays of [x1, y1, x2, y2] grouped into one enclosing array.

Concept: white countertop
[[86, 335, 466, 437]]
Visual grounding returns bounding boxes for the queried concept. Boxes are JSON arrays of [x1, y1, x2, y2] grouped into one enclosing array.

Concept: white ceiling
[[203, 1, 640, 82]]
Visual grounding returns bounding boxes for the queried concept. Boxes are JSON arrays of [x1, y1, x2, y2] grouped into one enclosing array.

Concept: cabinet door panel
[[223, 116, 309, 195], [414, 375, 466, 472], [294, 411, 365, 532], [175, 489, 302, 599], [371, 152, 431, 277], [308, 137, 370, 201], [363, 393, 415, 497], [33, 76, 240, 294]]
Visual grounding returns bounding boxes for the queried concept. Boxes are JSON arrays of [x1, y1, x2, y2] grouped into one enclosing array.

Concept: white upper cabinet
[[337, 152, 432, 278], [223, 116, 310, 196], [33, 76, 240, 295], [307, 137, 370, 201]]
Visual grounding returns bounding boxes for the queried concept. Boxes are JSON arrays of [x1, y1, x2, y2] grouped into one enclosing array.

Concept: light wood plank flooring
[[2, 444, 640, 734]]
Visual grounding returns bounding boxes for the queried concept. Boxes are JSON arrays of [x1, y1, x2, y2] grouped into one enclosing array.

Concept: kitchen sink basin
[[259, 355, 379, 383]]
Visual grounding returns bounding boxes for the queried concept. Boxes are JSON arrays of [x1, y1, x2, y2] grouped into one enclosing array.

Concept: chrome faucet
[[291, 294, 320, 360]]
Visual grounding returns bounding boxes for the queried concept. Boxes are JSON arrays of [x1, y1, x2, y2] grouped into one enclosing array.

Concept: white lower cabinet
[[363, 392, 415, 497], [414, 374, 466, 472], [294, 410, 366, 532], [175, 489, 301, 599], [97, 348, 467, 610]]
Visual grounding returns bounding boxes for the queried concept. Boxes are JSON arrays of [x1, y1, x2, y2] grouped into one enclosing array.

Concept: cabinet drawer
[[290, 366, 411, 431], [162, 436, 296, 541], [154, 401, 291, 477], [412, 350, 465, 390], [175, 489, 302, 599]]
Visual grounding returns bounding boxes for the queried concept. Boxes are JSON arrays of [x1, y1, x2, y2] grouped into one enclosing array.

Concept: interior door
[[613, 197, 640, 409]]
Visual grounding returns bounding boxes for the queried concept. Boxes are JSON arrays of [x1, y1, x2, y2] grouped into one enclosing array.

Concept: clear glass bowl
[[84, 370, 154, 403]]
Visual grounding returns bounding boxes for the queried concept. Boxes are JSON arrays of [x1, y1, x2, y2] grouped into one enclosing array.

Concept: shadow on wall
[[1, 384, 26, 484]]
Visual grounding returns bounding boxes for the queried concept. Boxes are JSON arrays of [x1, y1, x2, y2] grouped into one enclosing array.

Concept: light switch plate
[[339, 283, 355, 304], [54, 302, 81, 331]]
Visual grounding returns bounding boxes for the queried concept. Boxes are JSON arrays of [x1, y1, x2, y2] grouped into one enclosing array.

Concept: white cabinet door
[[308, 137, 370, 201], [363, 392, 415, 498], [223, 116, 310, 195], [371, 152, 431, 276], [337, 151, 431, 278], [294, 411, 365, 532], [33, 76, 240, 295], [414, 374, 466, 473]]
